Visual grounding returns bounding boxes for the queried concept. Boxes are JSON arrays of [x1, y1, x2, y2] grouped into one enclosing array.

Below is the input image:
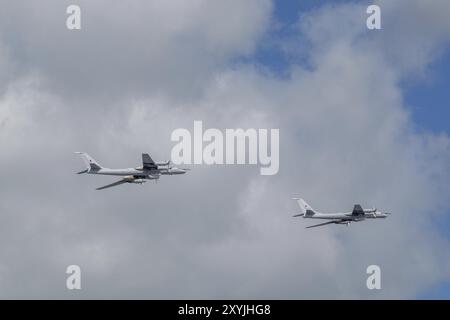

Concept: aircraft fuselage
[[306, 211, 388, 220], [89, 167, 186, 177]]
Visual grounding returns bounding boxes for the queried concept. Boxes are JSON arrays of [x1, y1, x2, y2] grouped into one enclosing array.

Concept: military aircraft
[[75, 152, 189, 190], [292, 198, 390, 228]]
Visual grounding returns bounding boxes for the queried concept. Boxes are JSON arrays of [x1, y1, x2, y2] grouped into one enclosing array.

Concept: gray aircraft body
[[293, 198, 390, 228], [75, 152, 188, 190]]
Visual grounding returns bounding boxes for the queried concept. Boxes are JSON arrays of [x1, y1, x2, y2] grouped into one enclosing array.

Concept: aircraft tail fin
[[75, 152, 102, 172], [292, 197, 316, 217]]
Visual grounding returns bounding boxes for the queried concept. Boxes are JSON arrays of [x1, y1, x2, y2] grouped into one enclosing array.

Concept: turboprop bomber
[[75, 152, 189, 190], [293, 198, 390, 229]]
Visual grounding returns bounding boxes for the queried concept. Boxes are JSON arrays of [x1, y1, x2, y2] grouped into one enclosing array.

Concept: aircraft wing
[[96, 179, 128, 190], [142, 153, 158, 170], [351, 204, 365, 216], [306, 221, 340, 229]]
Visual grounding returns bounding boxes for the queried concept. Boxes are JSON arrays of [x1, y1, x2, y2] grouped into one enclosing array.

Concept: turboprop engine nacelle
[[132, 179, 147, 184]]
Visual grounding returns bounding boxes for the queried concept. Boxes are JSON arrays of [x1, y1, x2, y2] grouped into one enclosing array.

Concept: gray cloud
[[0, 0, 271, 101], [0, 0, 450, 299]]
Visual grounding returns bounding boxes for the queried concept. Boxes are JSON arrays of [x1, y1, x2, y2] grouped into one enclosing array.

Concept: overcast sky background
[[1, 0, 450, 299]]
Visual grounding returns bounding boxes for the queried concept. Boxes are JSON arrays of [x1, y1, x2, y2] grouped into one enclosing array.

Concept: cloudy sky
[[0, 0, 450, 299]]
